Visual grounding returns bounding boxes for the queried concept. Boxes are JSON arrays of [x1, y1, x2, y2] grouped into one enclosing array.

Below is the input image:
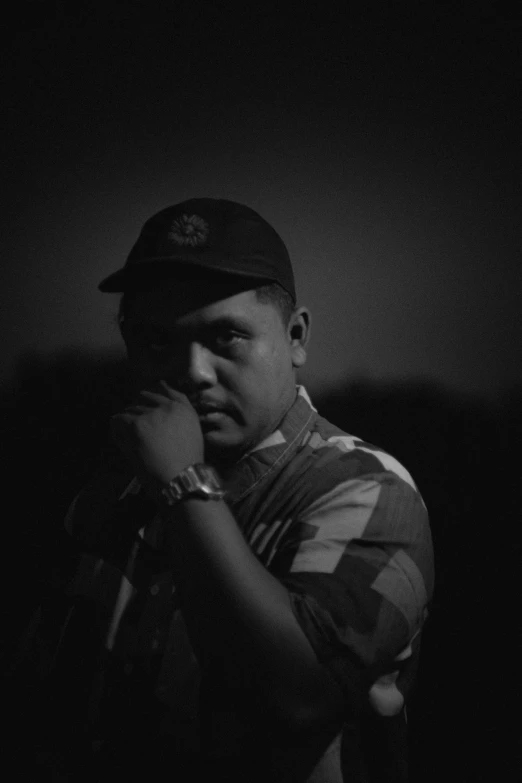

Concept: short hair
[[117, 281, 295, 330], [253, 282, 295, 327]]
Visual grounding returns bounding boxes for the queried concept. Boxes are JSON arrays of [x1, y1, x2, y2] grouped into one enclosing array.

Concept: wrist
[[159, 463, 226, 507]]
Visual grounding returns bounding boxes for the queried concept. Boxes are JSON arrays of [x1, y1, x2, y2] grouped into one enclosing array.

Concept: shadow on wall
[[1, 349, 519, 781]]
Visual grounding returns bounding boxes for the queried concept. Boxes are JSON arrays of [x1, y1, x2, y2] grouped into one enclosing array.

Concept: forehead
[[124, 281, 275, 330]]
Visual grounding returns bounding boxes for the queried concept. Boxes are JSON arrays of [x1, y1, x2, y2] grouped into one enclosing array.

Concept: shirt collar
[[222, 385, 317, 505]]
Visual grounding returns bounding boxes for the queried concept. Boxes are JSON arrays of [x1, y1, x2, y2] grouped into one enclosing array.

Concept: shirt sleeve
[[62, 446, 150, 565], [268, 471, 434, 717]]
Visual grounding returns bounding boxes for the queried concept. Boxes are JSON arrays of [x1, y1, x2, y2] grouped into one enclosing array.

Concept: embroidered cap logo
[[168, 214, 209, 247]]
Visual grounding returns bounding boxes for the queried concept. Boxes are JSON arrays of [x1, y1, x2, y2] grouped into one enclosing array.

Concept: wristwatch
[[160, 463, 226, 506]]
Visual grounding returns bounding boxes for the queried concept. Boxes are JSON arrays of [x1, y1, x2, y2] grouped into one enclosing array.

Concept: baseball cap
[[98, 198, 296, 302]]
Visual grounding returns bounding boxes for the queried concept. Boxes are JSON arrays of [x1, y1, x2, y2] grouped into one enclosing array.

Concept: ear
[[288, 307, 311, 369]]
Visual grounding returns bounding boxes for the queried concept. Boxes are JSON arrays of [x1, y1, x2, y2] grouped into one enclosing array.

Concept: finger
[[137, 390, 168, 403], [120, 405, 150, 415], [159, 380, 187, 400]]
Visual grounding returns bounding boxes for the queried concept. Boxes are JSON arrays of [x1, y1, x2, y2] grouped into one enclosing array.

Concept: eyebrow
[[129, 315, 255, 337], [200, 315, 254, 332]]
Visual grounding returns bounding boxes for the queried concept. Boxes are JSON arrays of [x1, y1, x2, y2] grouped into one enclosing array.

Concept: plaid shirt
[[63, 385, 434, 778]]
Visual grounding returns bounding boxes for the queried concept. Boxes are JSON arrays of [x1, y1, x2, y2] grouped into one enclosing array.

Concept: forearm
[[162, 497, 344, 731]]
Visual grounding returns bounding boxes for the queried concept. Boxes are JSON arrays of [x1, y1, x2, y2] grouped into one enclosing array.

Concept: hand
[[110, 381, 204, 498]]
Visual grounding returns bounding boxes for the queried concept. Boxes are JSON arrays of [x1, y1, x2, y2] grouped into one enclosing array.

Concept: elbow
[[282, 705, 330, 739], [271, 687, 345, 740]]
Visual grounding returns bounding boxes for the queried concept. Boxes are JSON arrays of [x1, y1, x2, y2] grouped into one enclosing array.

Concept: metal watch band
[[160, 463, 226, 506]]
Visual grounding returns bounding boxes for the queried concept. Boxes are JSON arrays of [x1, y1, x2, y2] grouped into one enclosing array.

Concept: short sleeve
[[270, 472, 434, 716]]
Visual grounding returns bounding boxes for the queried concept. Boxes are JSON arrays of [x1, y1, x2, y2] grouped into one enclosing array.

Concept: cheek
[[233, 342, 291, 401], [257, 338, 292, 379]]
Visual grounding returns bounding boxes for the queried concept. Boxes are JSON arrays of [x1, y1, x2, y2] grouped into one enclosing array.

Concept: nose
[[177, 342, 217, 391]]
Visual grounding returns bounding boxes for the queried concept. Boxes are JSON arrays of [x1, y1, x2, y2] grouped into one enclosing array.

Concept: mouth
[[193, 401, 236, 426], [198, 410, 230, 423]]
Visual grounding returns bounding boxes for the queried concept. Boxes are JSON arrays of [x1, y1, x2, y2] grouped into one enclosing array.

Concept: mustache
[[129, 379, 239, 419], [129, 380, 233, 411]]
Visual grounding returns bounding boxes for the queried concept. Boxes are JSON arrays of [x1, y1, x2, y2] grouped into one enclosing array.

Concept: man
[[10, 199, 434, 781]]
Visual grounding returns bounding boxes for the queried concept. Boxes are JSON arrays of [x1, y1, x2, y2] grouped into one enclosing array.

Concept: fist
[[110, 381, 204, 493]]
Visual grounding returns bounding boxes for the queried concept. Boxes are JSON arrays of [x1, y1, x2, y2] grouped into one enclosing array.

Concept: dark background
[[2, 1, 521, 400], [2, 3, 520, 781]]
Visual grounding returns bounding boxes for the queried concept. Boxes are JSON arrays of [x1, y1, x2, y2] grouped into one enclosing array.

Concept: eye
[[213, 330, 244, 349]]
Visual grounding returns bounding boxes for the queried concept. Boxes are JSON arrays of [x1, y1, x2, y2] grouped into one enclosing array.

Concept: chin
[[203, 431, 246, 465]]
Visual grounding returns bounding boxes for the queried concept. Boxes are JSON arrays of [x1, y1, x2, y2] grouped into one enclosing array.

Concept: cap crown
[[98, 198, 296, 301]]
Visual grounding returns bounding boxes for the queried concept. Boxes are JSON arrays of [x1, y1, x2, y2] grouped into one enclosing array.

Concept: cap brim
[[98, 257, 279, 293]]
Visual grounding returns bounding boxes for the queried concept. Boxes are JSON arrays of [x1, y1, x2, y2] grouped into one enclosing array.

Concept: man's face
[[121, 281, 309, 464]]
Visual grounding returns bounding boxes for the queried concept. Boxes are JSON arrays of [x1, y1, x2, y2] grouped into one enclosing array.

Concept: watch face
[[197, 464, 220, 487], [161, 464, 225, 505]]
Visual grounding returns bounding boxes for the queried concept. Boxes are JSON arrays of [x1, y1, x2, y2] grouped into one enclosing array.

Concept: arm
[[162, 495, 345, 733], [273, 470, 434, 718], [110, 383, 344, 739], [109, 384, 433, 734]]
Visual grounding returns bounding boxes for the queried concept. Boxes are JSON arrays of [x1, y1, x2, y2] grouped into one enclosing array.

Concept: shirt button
[[150, 584, 160, 596]]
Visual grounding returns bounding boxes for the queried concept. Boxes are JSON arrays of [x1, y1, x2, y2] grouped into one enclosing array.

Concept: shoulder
[[272, 412, 434, 600], [288, 412, 422, 507], [254, 408, 432, 562]]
